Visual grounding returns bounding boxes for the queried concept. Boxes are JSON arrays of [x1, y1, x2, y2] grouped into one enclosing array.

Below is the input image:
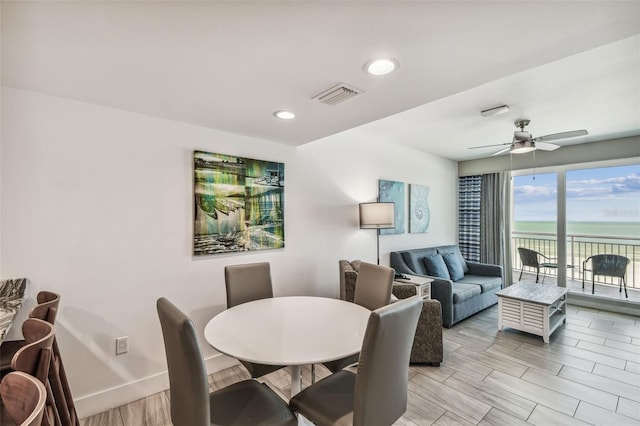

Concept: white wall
[[0, 86, 458, 417]]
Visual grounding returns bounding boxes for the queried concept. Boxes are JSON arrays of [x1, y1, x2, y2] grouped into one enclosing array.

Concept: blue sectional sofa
[[390, 245, 503, 327]]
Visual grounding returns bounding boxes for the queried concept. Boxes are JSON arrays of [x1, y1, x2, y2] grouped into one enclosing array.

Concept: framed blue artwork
[[378, 179, 405, 235], [409, 184, 430, 233]]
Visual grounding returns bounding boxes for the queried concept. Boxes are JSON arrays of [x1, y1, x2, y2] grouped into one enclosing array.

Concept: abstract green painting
[[193, 150, 284, 255]]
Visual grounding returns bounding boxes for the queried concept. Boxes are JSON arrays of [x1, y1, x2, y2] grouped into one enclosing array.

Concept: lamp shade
[[359, 202, 395, 229]]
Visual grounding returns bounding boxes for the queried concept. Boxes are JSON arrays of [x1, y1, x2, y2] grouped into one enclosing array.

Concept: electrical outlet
[[116, 336, 129, 355]]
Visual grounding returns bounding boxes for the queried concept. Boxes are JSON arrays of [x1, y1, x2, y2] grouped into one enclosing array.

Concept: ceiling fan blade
[[533, 129, 588, 142], [535, 142, 560, 151], [490, 147, 511, 156], [468, 142, 510, 150]]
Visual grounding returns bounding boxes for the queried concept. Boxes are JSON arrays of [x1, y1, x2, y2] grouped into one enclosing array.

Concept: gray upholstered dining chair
[[321, 262, 394, 375], [582, 254, 630, 298], [290, 296, 422, 426], [352, 262, 395, 311], [0, 371, 47, 426], [224, 262, 286, 378], [156, 297, 296, 426]]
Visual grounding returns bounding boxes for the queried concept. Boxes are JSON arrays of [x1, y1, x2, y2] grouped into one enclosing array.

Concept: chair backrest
[[518, 247, 540, 268], [29, 291, 61, 324], [353, 262, 394, 311], [589, 254, 630, 278], [12, 319, 55, 384], [157, 297, 210, 426], [225, 262, 273, 308], [0, 371, 47, 426], [353, 296, 422, 426]]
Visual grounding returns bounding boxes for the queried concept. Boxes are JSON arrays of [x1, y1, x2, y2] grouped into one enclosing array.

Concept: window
[[566, 165, 640, 238], [512, 162, 639, 291]]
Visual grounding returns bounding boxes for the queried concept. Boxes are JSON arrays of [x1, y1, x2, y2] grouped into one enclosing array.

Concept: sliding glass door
[[566, 164, 640, 291], [512, 173, 558, 282], [512, 161, 639, 294]]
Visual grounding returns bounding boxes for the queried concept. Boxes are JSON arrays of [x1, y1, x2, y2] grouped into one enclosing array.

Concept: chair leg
[[44, 380, 61, 426], [49, 340, 80, 426], [592, 277, 595, 295], [535, 268, 539, 283], [311, 364, 316, 384], [622, 277, 628, 299], [50, 359, 72, 426], [519, 268, 523, 281]]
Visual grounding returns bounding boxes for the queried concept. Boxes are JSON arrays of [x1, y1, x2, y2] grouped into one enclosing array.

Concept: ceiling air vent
[[313, 83, 363, 105]]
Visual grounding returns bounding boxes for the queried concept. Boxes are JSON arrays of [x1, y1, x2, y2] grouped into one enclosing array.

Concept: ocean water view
[[514, 221, 640, 239]]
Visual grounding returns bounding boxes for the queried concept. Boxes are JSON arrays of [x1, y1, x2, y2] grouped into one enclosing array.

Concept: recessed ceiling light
[[273, 110, 295, 120], [364, 58, 398, 76]]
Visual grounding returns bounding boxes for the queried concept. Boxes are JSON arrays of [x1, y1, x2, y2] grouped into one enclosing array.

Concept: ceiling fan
[[470, 119, 588, 156]]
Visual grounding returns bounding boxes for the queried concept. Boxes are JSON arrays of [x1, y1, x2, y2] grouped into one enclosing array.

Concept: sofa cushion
[[442, 252, 465, 281], [423, 254, 450, 279], [400, 249, 438, 275], [451, 283, 482, 304], [437, 246, 469, 273], [457, 275, 502, 293]]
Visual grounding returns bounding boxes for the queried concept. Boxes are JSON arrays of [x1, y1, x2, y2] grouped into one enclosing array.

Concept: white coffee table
[[204, 296, 370, 396], [496, 282, 568, 343]]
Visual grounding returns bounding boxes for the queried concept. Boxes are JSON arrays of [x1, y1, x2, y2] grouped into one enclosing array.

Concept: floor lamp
[[359, 202, 395, 265]]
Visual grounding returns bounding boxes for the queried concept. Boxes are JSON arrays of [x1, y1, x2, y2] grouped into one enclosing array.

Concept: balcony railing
[[512, 232, 640, 290]]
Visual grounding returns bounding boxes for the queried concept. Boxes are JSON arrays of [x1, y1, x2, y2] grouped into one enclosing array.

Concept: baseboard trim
[[74, 353, 239, 419], [568, 293, 640, 317]]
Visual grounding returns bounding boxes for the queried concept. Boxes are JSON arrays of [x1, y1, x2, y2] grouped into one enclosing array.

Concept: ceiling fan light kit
[[470, 118, 588, 156], [510, 140, 535, 154]]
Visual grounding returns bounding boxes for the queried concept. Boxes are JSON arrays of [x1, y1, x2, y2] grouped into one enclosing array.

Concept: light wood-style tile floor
[[80, 304, 640, 425]]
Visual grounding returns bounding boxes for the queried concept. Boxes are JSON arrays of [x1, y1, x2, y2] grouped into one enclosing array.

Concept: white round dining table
[[204, 296, 370, 396]]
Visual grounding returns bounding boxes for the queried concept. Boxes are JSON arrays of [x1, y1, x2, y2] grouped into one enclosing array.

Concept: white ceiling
[[2, 1, 639, 161]]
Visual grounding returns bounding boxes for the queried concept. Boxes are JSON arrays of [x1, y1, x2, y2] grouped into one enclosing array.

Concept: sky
[[513, 164, 640, 223]]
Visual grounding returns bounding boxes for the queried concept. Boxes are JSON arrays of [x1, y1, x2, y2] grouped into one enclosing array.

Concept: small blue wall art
[[378, 179, 405, 235], [409, 183, 430, 233]]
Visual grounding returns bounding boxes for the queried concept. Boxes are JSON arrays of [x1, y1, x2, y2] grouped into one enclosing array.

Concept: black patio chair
[[517, 247, 559, 283], [582, 254, 630, 298]]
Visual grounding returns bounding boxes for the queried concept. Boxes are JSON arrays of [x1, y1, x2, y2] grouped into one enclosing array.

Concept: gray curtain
[[480, 172, 513, 287]]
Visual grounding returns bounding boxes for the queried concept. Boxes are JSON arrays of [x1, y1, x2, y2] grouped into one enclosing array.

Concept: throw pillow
[[423, 254, 450, 279], [439, 247, 469, 273], [442, 252, 465, 281]]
